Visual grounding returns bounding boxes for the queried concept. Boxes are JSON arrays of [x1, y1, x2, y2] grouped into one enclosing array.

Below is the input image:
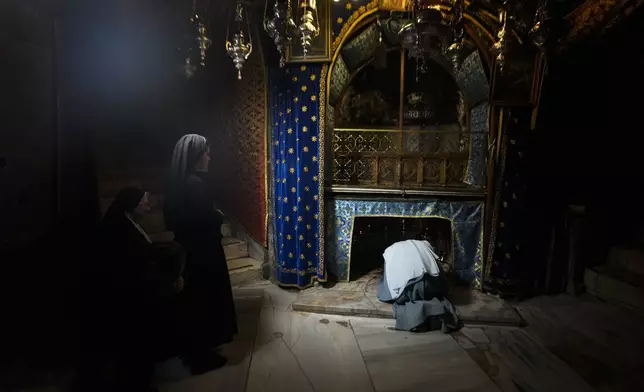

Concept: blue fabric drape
[[269, 64, 324, 288]]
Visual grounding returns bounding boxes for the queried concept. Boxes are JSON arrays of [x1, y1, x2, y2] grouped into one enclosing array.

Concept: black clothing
[[75, 188, 184, 391], [167, 173, 238, 351]]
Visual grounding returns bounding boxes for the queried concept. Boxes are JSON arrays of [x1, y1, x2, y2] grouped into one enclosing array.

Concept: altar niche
[[332, 49, 471, 190], [349, 216, 452, 281]]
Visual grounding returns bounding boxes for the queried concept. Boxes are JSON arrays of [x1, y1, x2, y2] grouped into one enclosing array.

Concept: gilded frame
[[286, 0, 332, 63]]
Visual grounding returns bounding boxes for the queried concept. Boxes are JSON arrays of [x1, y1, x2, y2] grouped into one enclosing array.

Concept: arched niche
[[325, 12, 491, 192]]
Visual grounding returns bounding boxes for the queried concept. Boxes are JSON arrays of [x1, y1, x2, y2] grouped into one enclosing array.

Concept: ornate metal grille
[[332, 127, 470, 187], [330, 50, 473, 189]]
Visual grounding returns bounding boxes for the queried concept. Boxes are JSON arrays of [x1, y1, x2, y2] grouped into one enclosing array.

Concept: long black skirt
[[178, 238, 238, 351]]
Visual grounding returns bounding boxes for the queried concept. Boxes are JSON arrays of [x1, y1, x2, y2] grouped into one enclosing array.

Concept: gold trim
[[276, 274, 319, 289], [318, 64, 329, 283], [531, 56, 547, 130], [332, 0, 380, 55], [475, 206, 484, 289], [345, 214, 457, 283], [334, 127, 466, 133], [326, 186, 486, 198], [260, 25, 270, 249]]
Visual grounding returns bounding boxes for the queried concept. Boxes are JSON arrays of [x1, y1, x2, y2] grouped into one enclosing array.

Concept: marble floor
[[9, 281, 642, 392], [157, 282, 502, 392], [291, 269, 523, 326], [153, 281, 608, 392]]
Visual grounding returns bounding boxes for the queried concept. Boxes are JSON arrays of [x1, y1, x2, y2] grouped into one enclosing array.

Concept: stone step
[[222, 237, 250, 260], [585, 265, 644, 312], [227, 257, 262, 274], [221, 222, 233, 238]]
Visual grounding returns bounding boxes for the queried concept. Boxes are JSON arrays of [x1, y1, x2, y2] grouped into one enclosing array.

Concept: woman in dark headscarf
[[164, 134, 237, 374]]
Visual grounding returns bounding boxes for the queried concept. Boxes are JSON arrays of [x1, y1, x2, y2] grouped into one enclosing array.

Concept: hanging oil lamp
[[226, 1, 253, 80], [192, 13, 212, 67], [264, 0, 297, 67], [529, 0, 549, 53], [445, 0, 465, 72], [493, 3, 511, 73], [298, 0, 320, 57], [180, 0, 211, 79], [398, 1, 448, 81]]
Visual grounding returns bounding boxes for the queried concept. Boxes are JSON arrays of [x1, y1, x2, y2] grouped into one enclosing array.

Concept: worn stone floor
[[154, 281, 643, 392], [291, 269, 523, 326], [8, 279, 644, 392], [157, 281, 502, 392]]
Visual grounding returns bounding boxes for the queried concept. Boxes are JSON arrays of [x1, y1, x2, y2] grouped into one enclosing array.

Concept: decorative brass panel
[[331, 129, 470, 188]]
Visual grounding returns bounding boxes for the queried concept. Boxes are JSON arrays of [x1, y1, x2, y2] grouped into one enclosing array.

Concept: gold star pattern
[[337, 17, 344, 24], [272, 66, 324, 283]]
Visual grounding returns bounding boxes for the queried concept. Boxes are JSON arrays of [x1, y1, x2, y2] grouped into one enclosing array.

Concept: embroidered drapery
[[269, 64, 325, 288]]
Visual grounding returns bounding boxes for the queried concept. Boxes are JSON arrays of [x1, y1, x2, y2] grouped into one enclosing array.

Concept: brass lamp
[[226, 2, 253, 80]]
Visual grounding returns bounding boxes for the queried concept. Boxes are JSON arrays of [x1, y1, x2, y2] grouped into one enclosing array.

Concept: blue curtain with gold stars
[[269, 64, 324, 288]]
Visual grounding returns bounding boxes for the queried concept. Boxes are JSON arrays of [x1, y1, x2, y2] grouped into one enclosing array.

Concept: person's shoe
[[183, 352, 227, 375]]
